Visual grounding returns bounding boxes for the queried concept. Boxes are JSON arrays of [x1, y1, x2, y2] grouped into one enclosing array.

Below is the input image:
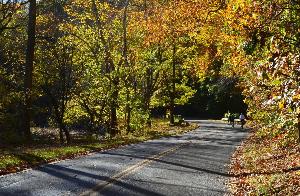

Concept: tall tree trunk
[[145, 66, 152, 127], [109, 78, 119, 137], [110, 92, 118, 136], [145, 100, 151, 127], [123, 0, 131, 133], [23, 0, 36, 141], [169, 43, 176, 125], [126, 93, 131, 133]]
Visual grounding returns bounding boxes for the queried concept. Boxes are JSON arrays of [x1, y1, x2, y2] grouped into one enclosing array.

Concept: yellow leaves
[[252, 13, 258, 19], [36, 14, 52, 25], [141, 0, 225, 46], [292, 94, 300, 102], [278, 100, 285, 110], [65, 0, 116, 25]]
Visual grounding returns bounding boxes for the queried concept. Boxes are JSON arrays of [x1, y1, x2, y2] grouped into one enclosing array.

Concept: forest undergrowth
[[228, 126, 300, 195]]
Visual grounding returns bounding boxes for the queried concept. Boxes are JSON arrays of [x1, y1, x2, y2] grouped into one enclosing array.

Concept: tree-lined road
[[0, 120, 248, 196]]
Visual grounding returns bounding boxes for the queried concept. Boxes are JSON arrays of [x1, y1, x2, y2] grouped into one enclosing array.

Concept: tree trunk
[[146, 101, 152, 127], [125, 88, 131, 133], [59, 128, 64, 144], [109, 78, 119, 137], [123, 0, 131, 133], [110, 98, 118, 137], [142, 97, 152, 127], [126, 106, 131, 133], [23, 0, 36, 141], [169, 43, 176, 125], [61, 123, 70, 144], [145, 67, 152, 127], [53, 106, 65, 144], [57, 116, 70, 144]]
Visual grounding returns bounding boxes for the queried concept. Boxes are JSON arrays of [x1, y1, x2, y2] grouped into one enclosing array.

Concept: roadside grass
[[0, 119, 199, 176], [228, 128, 300, 195]]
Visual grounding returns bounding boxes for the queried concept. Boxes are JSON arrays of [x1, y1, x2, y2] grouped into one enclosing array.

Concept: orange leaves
[[129, 0, 234, 77], [141, 0, 222, 46]]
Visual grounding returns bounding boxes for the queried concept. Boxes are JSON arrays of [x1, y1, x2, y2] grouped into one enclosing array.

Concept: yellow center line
[[80, 143, 187, 196]]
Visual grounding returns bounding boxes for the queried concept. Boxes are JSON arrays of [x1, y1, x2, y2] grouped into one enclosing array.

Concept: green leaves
[[271, 79, 281, 86]]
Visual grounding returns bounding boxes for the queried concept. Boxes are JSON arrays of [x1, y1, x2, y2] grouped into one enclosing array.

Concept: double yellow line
[[80, 143, 187, 196]]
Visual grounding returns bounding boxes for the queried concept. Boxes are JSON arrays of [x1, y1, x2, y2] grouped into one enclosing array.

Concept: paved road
[[0, 120, 249, 196]]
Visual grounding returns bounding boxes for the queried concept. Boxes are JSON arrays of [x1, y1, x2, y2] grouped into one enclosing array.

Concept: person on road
[[239, 113, 246, 129]]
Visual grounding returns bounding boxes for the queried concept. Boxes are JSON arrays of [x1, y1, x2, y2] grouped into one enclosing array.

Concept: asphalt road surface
[[0, 120, 249, 196]]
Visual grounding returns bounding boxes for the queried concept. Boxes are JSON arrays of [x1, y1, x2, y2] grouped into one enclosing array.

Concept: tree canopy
[[0, 0, 299, 145]]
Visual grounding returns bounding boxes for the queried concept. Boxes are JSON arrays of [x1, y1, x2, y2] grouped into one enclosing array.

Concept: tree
[[0, 1, 28, 143], [23, 0, 36, 141], [0, 0, 26, 35], [62, 0, 133, 137], [218, 0, 300, 142], [138, 0, 224, 124]]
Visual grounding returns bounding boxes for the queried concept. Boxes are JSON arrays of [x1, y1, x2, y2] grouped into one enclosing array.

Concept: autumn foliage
[[0, 0, 299, 194]]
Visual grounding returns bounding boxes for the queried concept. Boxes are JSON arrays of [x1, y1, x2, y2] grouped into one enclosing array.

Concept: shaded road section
[[0, 120, 249, 196]]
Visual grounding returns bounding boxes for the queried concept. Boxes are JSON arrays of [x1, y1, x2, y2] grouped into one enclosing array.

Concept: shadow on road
[[0, 164, 166, 196], [102, 150, 233, 178], [0, 120, 249, 196]]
